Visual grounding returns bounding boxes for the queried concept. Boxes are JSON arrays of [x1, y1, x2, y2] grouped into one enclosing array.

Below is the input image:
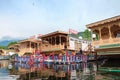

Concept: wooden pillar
[[50, 37, 52, 48], [66, 36, 69, 47], [33, 43, 36, 54], [40, 43, 42, 53], [108, 26, 112, 39], [61, 35, 63, 45], [37, 43, 39, 50], [55, 36, 56, 45], [59, 35, 61, 44], [30, 41, 31, 51], [99, 28, 102, 40], [59, 35, 61, 49]]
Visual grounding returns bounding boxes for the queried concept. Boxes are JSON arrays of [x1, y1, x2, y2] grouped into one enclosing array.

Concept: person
[[79, 48, 83, 54]]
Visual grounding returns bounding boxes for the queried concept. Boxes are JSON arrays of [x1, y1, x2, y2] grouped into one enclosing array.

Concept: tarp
[[8, 52, 15, 56]]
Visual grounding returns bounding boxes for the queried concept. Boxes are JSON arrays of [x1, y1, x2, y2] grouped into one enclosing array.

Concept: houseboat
[[86, 15, 120, 59]]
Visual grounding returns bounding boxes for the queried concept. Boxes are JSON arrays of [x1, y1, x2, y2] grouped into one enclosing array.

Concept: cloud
[[0, 0, 120, 40]]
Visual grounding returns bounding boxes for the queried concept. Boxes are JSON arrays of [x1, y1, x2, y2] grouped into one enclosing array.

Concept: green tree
[[7, 41, 18, 47], [82, 29, 92, 40], [0, 46, 7, 49]]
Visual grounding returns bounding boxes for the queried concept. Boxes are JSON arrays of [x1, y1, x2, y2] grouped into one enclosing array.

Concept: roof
[[19, 38, 41, 43], [8, 44, 20, 48], [86, 15, 120, 28], [39, 30, 68, 38]]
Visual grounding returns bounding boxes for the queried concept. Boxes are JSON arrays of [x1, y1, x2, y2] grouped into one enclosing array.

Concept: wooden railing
[[112, 38, 120, 43], [92, 40, 100, 45], [19, 48, 37, 56], [92, 37, 120, 46], [42, 44, 65, 52]]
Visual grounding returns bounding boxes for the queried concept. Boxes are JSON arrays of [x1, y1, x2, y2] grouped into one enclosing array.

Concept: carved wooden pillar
[[30, 41, 31, 51], [99, 28, 102, 40], [37, 43, 39, 50], [50, 37, 52, 48], [55, 36, 56, 45], [108, 26, 112, 39], [59, 35, 61, 48], [59, 35, 61, 44], [39, 43, 41, 53]]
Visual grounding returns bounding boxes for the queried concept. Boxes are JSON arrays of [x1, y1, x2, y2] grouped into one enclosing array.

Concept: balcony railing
[[19, 48, 37, 56], [93, 40, 100, 45], [41, 44, 65, 52], [92, 37, 120, 47], [112, 38, 120, 43]]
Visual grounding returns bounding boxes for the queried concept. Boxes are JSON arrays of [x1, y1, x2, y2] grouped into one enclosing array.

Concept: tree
[[82, 29, 92, 40], [0, 46, 7, 49], [7, 41, 18, 47]]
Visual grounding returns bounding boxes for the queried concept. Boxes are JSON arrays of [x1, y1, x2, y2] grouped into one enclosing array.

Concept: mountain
[[0, 40, 18, 46], [0, 36, 24, 46]]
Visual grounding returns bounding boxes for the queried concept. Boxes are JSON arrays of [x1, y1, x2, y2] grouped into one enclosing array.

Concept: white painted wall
[[69, 36, 92, 51]]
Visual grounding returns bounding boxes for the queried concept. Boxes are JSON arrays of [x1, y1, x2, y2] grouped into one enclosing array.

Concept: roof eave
[[86, 15, 120, 28]]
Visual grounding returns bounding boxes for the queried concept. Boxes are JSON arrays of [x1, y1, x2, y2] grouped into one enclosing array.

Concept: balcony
[[19, 48, 37, 56], [92, 37, 120, 47], [41, 44, 65, 52], [112, 38, 120, 43]]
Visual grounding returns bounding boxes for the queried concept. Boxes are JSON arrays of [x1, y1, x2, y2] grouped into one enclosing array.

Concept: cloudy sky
[[0, 0, 120, 39]]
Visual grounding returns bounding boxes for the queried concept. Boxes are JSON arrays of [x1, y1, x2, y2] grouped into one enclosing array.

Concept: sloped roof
[[40, 30, 68, 38], [8, 44, 20, 48], [19, 38, 41, 43], [86, 15, 120, 28]]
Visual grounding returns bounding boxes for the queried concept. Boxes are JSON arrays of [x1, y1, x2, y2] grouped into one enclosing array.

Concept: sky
[[0, 0, 120, 40]]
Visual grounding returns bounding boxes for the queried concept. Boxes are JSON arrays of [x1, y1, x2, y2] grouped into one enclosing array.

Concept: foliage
[[80, 29, 91, 40], [69, 33, 79, 38], [78, 32, 84, 37], [7, 41, 18, 47], [0, 41, 18, 50], [93, 32, 99, 40], [69, 29, 92, 40], [0, 46, 7, 49]]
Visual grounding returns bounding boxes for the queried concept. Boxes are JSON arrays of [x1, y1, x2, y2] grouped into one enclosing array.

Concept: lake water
[[0, 59, 120, 80]]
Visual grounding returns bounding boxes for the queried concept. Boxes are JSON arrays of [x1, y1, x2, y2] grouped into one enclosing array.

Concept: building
[[0, 49, 6, 55], [9, 38, 42, 56], [39, 31, 80, 55], [39, 30, 92, 55], [68, 36, 81, 53], [19, 38, 42, 56], [69, 35, 92, 53], [8, 44, 20, 52], [86, 15, 120, 58], [10, 30, 92, 56]]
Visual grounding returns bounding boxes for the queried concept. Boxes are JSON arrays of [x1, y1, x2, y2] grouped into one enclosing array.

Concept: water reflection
[[0, 60, 19, 80], [11, 62, 97, 80], [0, 60, 120, 80], [0, 60, 9, 76]]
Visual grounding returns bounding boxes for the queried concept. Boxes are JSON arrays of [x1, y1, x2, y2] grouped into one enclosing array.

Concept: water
[[0, 59, 120, 80]]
